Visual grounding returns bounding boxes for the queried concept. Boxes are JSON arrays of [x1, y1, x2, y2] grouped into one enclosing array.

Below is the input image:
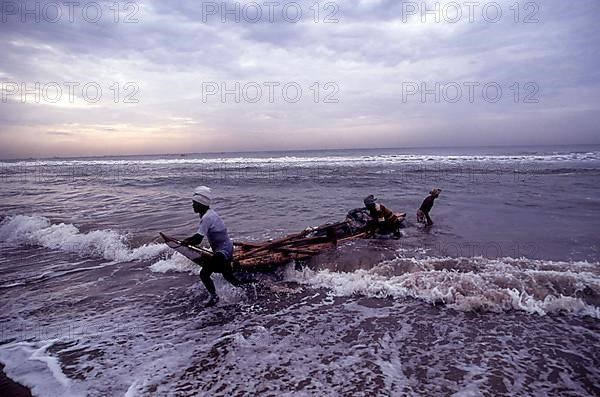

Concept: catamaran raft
[[160, 208, 407, 271]]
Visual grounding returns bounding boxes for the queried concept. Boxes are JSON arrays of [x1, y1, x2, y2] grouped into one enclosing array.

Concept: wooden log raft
[[230, 215, 395, 269], [161, 211, 406, 271]]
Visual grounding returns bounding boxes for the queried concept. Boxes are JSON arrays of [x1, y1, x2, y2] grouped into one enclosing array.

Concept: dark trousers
[[376, 219, 401, 235], [199, 252, 241, 296], [417, 210, 433, 225]]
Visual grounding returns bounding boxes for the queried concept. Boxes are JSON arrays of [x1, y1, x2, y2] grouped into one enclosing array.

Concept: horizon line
[[2, 142, 600, 162]]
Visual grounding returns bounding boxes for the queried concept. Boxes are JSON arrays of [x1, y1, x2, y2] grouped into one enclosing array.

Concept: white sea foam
[[1, 150, 599, 169], [30, 340, 71, 388], [0, 316, 202, 397], [123, 380, 141, 397], [149, 253, 246, 303], [145, 235, 600, 317], [0, 340, 83, 397], [0, 215, 167, 262], [284, 254, 600, 318], [149, 253, 200, 275]]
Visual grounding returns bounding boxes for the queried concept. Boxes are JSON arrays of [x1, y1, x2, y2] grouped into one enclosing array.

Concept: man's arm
[[181, 233, 204, 246], [380, 205, 398, 224]]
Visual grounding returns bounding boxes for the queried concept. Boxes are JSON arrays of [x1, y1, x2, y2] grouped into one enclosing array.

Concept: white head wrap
[[192, 186, 212, 206]]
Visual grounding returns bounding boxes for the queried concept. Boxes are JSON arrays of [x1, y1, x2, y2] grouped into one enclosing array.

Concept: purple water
[[1, 146, 599, 396]]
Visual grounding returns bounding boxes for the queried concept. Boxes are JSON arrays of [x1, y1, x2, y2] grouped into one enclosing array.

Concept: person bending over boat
[[363, 195, 402, 238], [417, 188, 441, 226], [181, 186, 241, 307]]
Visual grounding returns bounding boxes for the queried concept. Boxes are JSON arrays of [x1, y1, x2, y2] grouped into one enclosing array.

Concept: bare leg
[[222, 269, 242, 287], [200, 267, 216, 296], [425, 213, 433, 226], [209, 252, 240, 287], [393, 219, 401, 238], [211, 252, 242, 285]]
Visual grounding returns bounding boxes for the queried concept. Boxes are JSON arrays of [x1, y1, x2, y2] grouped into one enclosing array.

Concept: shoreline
[[0, 363, 32, 397]]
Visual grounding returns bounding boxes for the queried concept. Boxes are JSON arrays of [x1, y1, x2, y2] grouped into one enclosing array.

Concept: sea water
[[1, 145, 599, 396]]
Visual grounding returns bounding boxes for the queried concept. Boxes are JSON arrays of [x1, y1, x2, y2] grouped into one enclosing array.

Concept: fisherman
[[181, 186, 241, 307], [363, 195, 402, 238], [417, 188, 442, 226]]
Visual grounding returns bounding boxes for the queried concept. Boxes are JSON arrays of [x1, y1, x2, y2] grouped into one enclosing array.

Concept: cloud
[[0, 0, 599, 158], [45, 130, 74, 136]]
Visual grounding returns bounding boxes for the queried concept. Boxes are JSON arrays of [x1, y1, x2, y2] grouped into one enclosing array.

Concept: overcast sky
[[0, 0, 599, 158]]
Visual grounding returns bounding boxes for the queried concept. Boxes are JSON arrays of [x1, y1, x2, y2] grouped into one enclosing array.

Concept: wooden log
[[234, 249, 312, 267], [236, 233, 367, 269], [233, 230, 368, 269], [235, 229, 312, 260], [236, 221, 350, 258], [234, 241, 319, 256], [286, 236, 333, 246], [233, 241, 262, 248]]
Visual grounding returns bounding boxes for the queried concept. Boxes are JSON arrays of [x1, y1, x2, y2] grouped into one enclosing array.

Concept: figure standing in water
[[417, 188, 442, 226], [181, 186, 241, 307]]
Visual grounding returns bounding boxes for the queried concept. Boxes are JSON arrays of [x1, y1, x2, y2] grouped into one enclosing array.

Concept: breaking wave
[[284, 253, 600, 318], [1, 150, 599, 169], [0, 215, 167, 262], [149, 254, 200, 275], [3, 215, 600, 318]]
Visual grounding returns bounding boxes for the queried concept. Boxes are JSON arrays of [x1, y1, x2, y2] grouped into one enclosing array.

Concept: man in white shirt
[[181, 186, 240, 306]]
